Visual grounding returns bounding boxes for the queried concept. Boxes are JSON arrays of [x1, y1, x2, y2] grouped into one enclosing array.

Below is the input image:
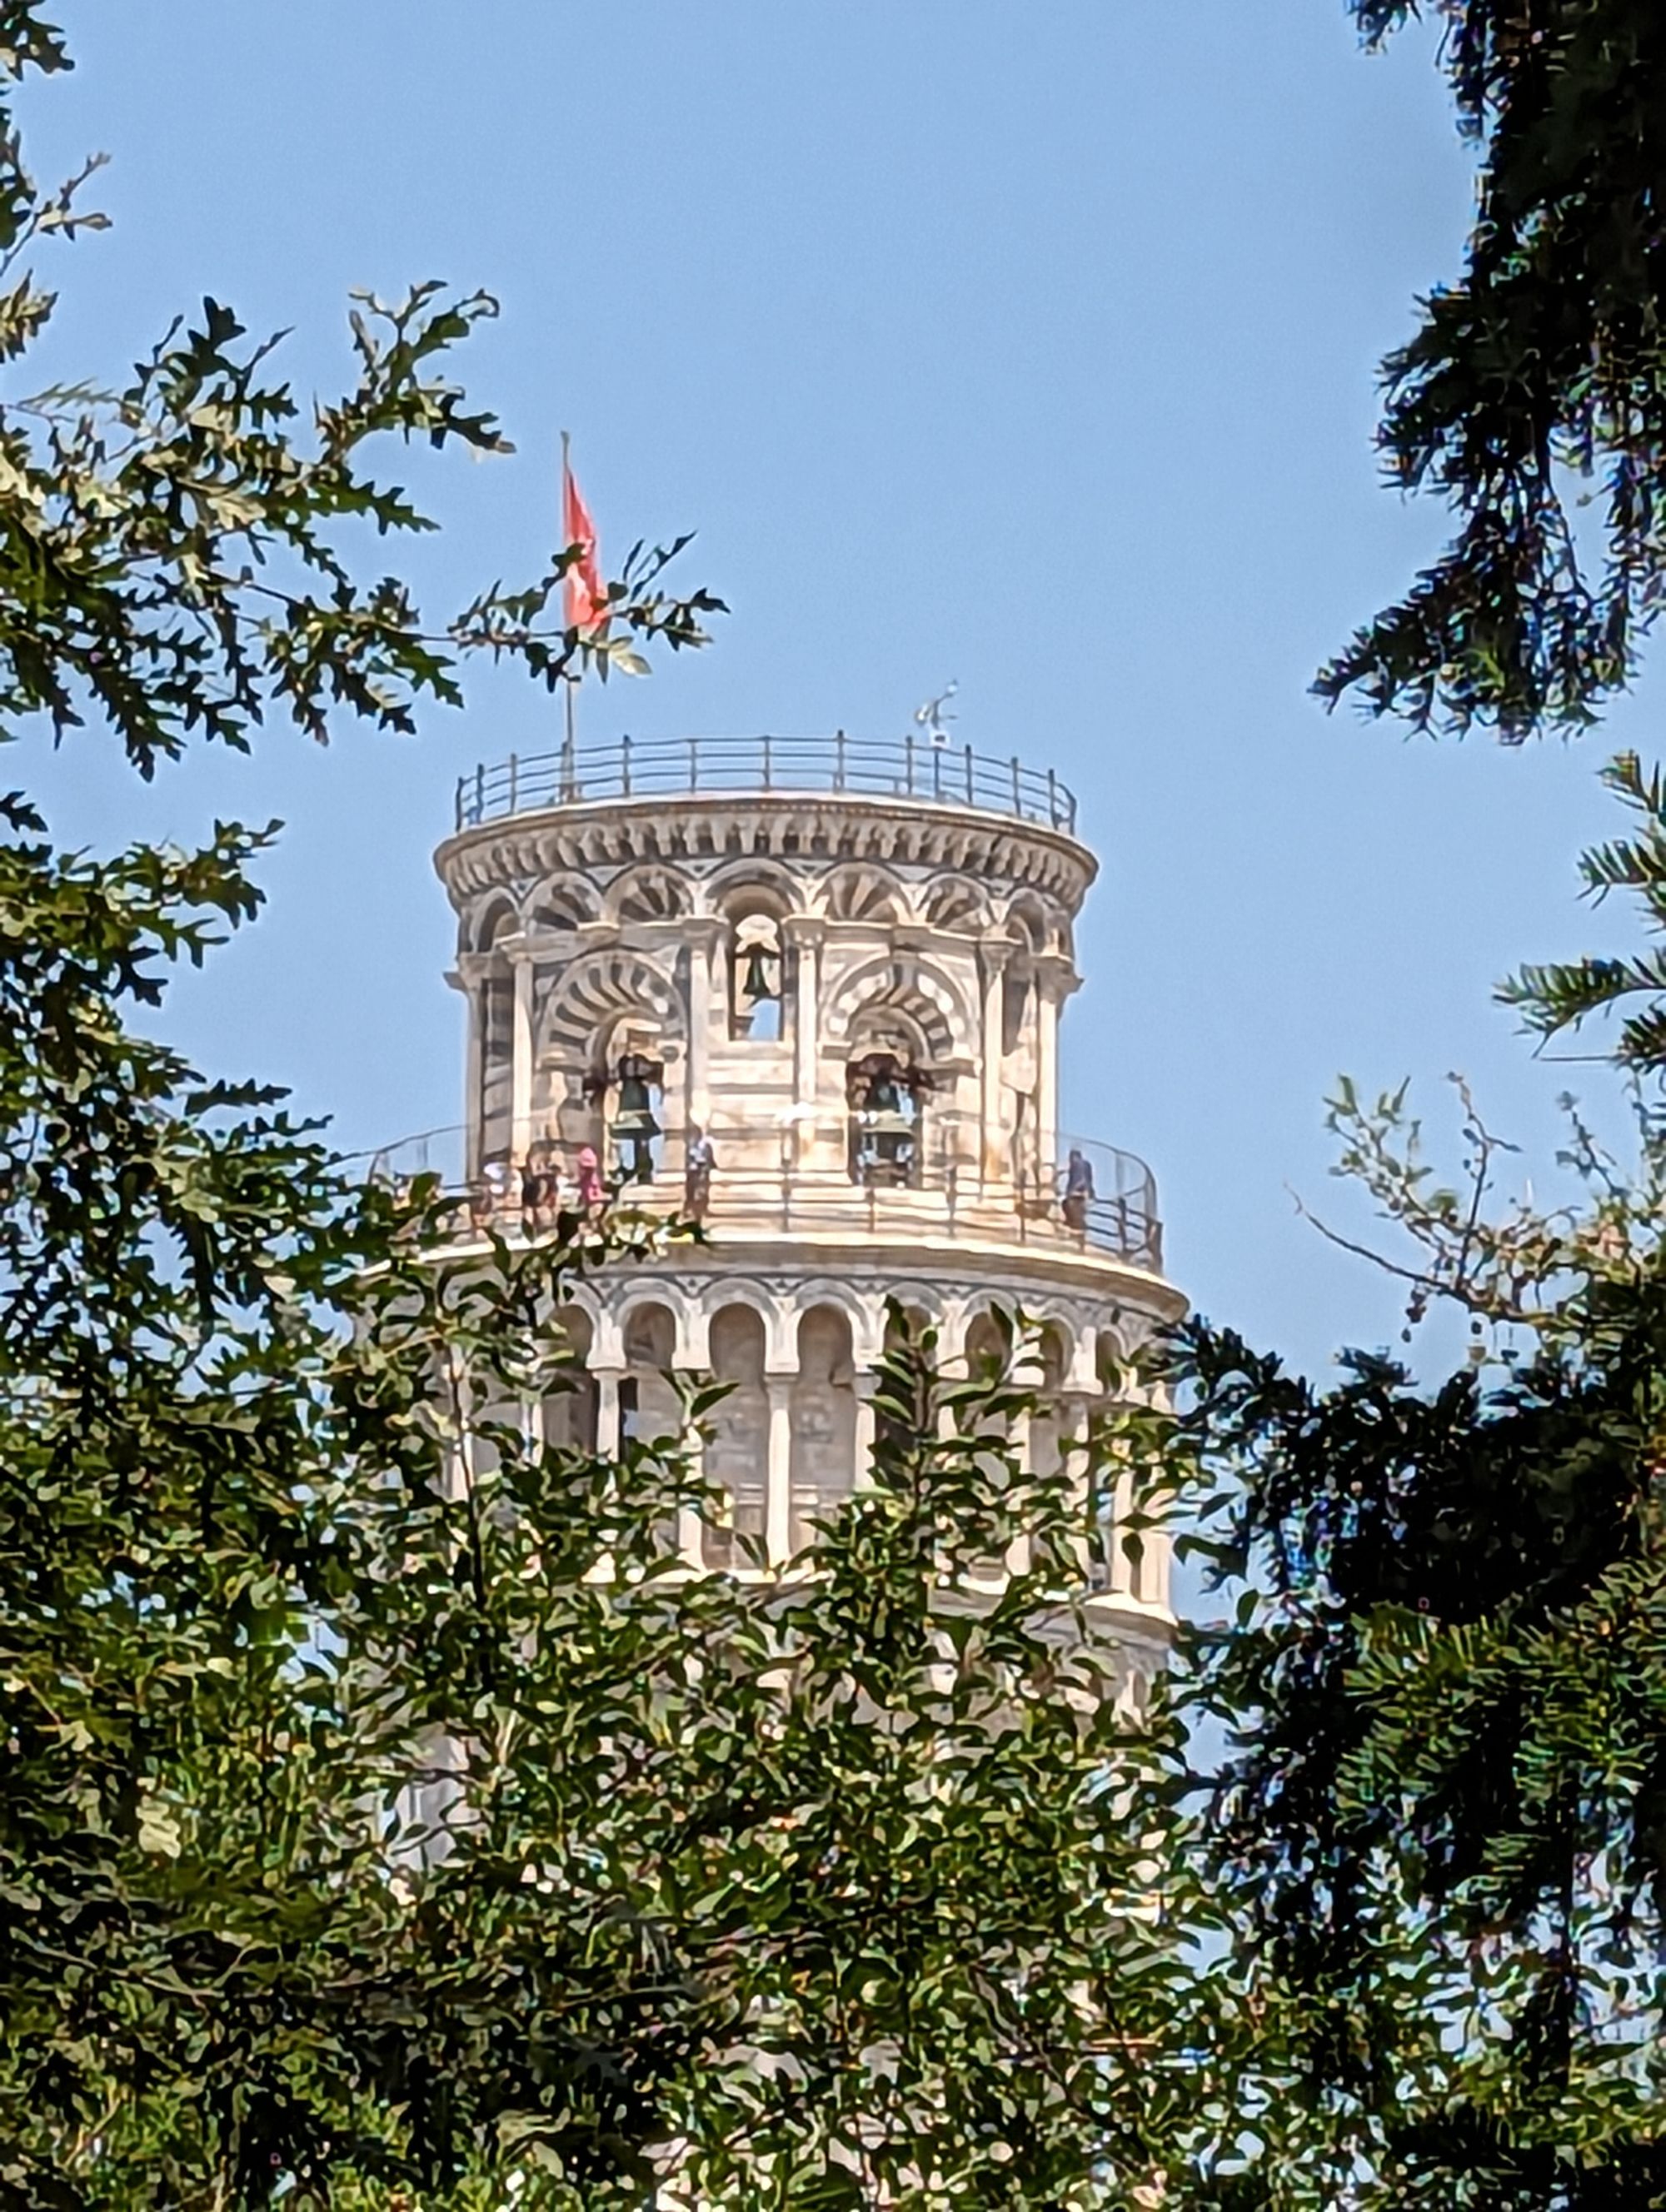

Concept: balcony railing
[[451, 732, 1079, 836], [355, 1123, 1162, 1275]]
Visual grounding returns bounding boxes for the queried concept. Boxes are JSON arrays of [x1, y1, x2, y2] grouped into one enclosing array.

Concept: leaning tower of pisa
[[426, 728, 1184, 1693]]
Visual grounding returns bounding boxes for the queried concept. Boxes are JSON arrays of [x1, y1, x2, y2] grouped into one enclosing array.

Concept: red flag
[[562, 455, 606, 634]]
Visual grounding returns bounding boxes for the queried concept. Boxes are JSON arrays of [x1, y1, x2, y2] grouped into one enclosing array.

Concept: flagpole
[[560, 428, 577, 800]]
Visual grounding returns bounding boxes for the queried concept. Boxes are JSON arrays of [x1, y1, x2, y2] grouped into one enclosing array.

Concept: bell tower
[[426, 729, 1183, 1700]]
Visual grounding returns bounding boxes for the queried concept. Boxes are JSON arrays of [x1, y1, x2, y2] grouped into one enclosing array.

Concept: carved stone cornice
[[435, 792, 1096, 919]]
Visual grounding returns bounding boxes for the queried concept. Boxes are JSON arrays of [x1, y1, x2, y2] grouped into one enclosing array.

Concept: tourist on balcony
[[521, 1141, 556, 1236], [1062, 1146, 1095, 1233], [575, 1143, 606, 1218], [466, 1175, 492, 1237], [685, 1124, 715, 1223], [481, 1154, 511, 1223]]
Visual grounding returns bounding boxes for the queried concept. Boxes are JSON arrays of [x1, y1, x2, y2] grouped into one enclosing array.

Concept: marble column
[[1032, 956, 1080, 1192], [591, 1365, 623, 1460], [678, 1412, 706, 1571], [765, 1375, 794, 1566], [510, 948, 535, 1163], [786, 917, 825, 1162], [1111, 1461, 1137, 1598], [455, 961, 485, 1180], [977, 938, 1013, 1184], [1004, 1406, 1033, 1578], [684, 921, 722, 1140], [1058, 1396, 1093, 1585], [852, 1373, 879, 1491]]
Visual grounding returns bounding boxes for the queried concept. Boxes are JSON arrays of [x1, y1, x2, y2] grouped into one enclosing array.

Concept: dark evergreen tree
[[1321, 2, 1666, 740]]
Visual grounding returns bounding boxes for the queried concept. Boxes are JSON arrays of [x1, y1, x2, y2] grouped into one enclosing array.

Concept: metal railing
[[355, 1122, 1162, 1274], [452, 732, 1079, 836]]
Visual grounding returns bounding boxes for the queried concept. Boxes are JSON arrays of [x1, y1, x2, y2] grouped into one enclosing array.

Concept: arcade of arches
[[518, 1285, 1162, 1610]]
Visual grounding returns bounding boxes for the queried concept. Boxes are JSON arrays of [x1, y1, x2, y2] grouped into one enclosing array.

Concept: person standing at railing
[[575, 1143, 606, 1219], [521, 1140, 557, 1237], [684, 1124, 715, 1223], [1062, 1146, 1095, 1233], [482, 1155, 511, 1222]]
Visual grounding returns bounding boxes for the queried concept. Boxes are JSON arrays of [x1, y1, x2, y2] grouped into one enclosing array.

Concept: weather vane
[[913, 680, 959, 748]]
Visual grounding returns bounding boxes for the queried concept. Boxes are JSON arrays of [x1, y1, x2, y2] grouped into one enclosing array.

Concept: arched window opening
[[704, 1306, 768, 1569], [474, 902, 520, 1170], [1088, 1328, 1124, 1592], [1000, 968, 1030, 1058], [790, 1306, 856, 1552], [875, 1303, 934, 1464], [585, 1033, 664, 1185], [846, 1051, 933, 1188], [620, 1303, 681, 1445], [728, 910, 784, 1041], [541, 1306, 599, 1455], [1030, 1322, 1071, 1488], [923, 876, 990, 934], [962, 1310, 1015, 1582]]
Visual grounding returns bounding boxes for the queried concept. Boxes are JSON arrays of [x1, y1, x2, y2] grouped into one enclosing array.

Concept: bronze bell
[[865, 1074, 905, 1123], [740, 944, 775, 1004]]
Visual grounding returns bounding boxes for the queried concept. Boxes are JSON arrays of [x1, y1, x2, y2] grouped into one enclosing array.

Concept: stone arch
[[707, 859, 802, 921], [606, 864, 691, 926], [541, 1301, 598, 1454], [875, 1298, 939, 1462], [469, 894, 519, 953], [692, 1277, 788, 1373], [618, 1297, 682, 1447], [962, 1306, 1015, 1384], [539, 949, 682, 1064], [818, 862, 905, 924], [525, 872, 602, 932], [716, 869, 791, 1043], [1095, 1327, 1126, 1392], [1090, 1325, 1130, 1595], [1005, 890, 1050, 953], [885, 1281, 948, 1332], [790, 1304, 857, 1552], [790, 1278, 885, 1368], [704, 1303, 769, 1568], [612, 1284, 697, 1372], [1029, 1318, 1075, 1489], [823, 956, 965, 1064], [960, 1308, 1017, 1582], [922, 874, 993, 934]]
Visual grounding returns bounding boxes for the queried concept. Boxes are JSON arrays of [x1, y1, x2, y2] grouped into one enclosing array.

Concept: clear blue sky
[[23, 2, 1652, 1378]]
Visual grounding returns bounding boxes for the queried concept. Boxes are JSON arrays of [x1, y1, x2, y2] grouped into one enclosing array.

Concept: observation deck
[[453, 731, 1080, 836], [365, 1120, 1164, 1282]]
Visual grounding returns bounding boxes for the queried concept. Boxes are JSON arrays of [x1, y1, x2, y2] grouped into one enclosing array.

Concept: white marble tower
[[426, 730, 1182, 1691]]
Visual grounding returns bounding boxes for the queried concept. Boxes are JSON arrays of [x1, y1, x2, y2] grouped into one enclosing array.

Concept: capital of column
[[1034, 953, 1081, 1003], [683, 916, 726, 953], [978, 934, 1018, 980], [781, 915, 826, 950]]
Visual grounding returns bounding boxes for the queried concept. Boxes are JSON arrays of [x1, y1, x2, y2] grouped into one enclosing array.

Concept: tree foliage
[[1320, 0, 1666, 740], [1131, 1000, 1666, 2204]]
